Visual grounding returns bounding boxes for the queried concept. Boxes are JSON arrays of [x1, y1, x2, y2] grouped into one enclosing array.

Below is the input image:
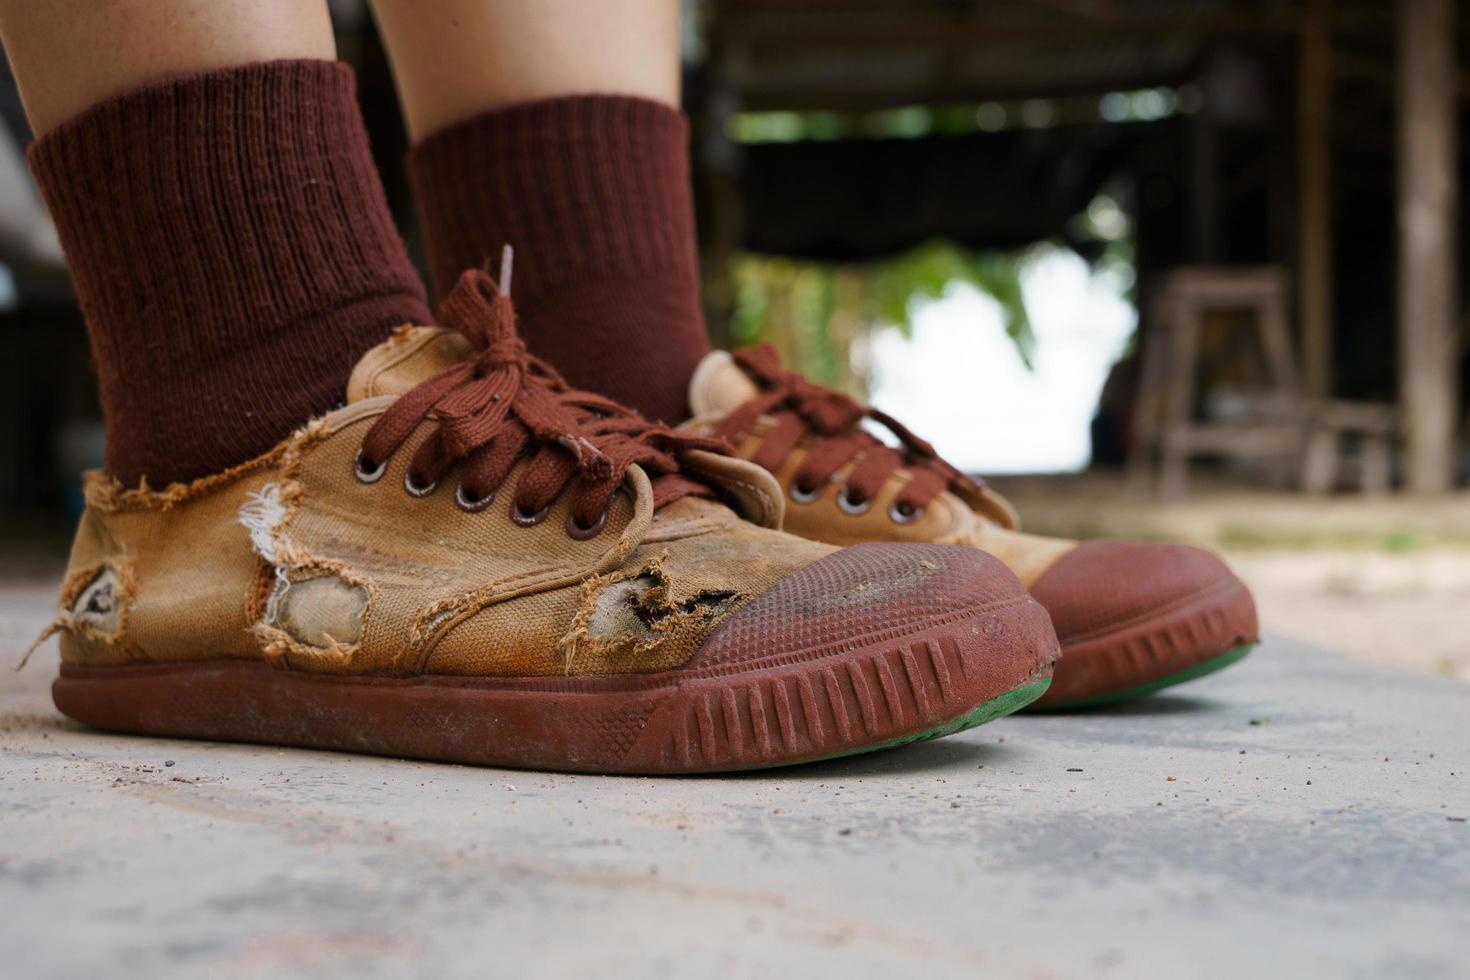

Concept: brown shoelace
[[356, 266, 724, 537], [717, 344, 982, 521]]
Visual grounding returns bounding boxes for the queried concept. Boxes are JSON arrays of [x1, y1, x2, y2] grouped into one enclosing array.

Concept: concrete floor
[[3, 588, 1468, 978]]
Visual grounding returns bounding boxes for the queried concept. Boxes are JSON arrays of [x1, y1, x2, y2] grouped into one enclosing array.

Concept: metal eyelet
[[404, 471, 438, 498], [565, 509, 608, 540], [455, 483, 496, 513], [789, 481, 822, 504], [354, 450, 386, 484], [837, 488, 872, 515], [510, 500, 550, 527], [888, 501, 925, 525]]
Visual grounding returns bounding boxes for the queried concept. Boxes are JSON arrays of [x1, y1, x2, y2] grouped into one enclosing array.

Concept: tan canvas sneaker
[[34, 270, 1059, 774], [683, 344, 1259, 710]]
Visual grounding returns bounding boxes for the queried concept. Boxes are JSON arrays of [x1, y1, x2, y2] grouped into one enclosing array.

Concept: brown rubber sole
[[53, 605, 1058, 774], [1031, 575, 1258, 709]]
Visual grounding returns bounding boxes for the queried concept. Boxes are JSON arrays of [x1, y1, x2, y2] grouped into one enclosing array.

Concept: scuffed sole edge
[[1035, 643, 1254, 711], [52, 603, 1060, 775], [802, 675, 1052, 766]]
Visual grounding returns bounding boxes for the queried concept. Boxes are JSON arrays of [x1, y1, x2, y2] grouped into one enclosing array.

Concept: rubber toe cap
[[1030, 540, 1255, 644], [689, 542, 1058, 678]]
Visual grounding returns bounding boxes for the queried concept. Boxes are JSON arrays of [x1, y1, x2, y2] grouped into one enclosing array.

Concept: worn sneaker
[[683, 344, 1258, 710], [36, 270, 1059, 773]]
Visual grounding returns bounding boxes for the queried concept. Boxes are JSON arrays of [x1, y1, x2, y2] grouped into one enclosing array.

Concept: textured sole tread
[[1037, 643, 1253, 711], [1034, 576, 1257, 709], [54, 604, 1058, 775]]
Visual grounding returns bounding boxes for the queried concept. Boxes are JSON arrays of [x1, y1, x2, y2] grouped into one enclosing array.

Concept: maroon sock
[[28, 60, 432, 487], [407, 95, 709, 424]]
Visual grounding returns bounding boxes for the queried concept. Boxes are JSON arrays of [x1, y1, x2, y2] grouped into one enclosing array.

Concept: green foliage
[[726, 240, 1037, 389], [868, 241, 1036, 367]]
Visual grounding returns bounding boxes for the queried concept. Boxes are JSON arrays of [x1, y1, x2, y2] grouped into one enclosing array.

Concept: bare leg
[[0, 0, 334, 135], [370, 0, 679, 141]]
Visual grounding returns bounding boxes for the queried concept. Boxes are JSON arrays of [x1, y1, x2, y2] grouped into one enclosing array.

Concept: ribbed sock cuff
[[409, 94, 698, 301], [407, 94, 708, 423], [30, 60, 432, 485]]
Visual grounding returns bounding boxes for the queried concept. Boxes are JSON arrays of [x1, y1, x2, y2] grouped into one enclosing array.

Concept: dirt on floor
[[990, 472, 1470, 683]]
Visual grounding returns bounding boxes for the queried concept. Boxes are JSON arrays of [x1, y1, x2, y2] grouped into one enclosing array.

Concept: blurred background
[[0, 0, 1466, 679]]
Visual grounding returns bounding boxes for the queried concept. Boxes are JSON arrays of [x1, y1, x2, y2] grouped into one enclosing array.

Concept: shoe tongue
[[346, 326, 474, 404], [687, 350, 761, 419]]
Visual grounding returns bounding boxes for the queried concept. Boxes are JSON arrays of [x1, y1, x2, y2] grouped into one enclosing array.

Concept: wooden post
[[699, 27, 749, 352], [1398, 0, 1460, 492], [1298, 0, 1333, 399]]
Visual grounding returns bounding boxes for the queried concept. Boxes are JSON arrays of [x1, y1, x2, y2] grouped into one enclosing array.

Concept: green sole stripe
[[809, 675, 1053, 765], [1041, 643, 1255, 711]]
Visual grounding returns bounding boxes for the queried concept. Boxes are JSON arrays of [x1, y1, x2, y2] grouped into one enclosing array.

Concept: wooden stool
[[1128, 266, 1305, 497], [1300, 399, 1399, 495]]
